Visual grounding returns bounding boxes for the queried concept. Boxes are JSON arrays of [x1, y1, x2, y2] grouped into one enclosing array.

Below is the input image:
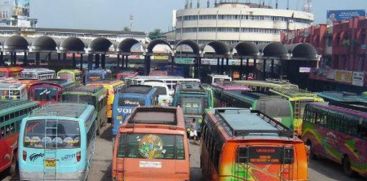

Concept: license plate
[[44, 159, 56, 167]]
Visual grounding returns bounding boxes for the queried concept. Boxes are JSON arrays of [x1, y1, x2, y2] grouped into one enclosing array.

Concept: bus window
[[118, 134, 184, 160], [23, 120, 80, 149]]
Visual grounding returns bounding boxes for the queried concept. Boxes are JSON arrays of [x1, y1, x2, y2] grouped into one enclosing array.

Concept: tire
[[342, 156, 355, 177], [306, 141, 317, 160]]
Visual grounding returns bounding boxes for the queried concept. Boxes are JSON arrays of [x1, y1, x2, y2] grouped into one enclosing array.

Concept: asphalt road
[[1, 124, 365, 181]]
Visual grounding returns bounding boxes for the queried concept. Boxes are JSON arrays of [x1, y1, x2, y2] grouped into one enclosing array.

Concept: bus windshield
[[181, 97, 203, 115], [118, 97, 145, 106], [24, 120, 80, 149], [63, 94, 95, 105], [117, 133, 185, 160], [33, 88, 58, 101], [256, 99, 291, 118]]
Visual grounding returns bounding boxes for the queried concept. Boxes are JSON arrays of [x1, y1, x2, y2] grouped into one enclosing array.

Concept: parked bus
[[18, 103, 97, 181], [112, 85, 157, 136], [205, 74, 232, 85], [0, 100, 38, 176], [112, 107, 190, 181], [87, 80, 124, 121], [142, 81, 172, 106], [233, 79, 299, 92], [57, 69, 83, 85], [0, 81, 28, 100], [29, 79, 75, 105], [302, 103, 367, 177], [219, 91, 294, 130], [85, 69, 112, 83], [318, 91, 367, 112], [20, 68, 55, 80], [270, 88, 324, 135], [172, 82, 213, 132], [209, 82, 250, 107], [127, 76, 200, 95], [201, 108, 308, 181], [116, 71, 138, 81], [62, 85, 107, 135], [0, 67, 23, 78]]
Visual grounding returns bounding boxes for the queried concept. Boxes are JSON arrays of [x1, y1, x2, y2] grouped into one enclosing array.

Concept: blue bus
[[112, 85, 157, 136], [85, 69, 112, 83], [18, 103, 97, 181]]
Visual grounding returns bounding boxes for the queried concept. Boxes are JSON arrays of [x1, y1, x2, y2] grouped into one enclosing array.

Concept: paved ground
[[1, 124, 365, 181]]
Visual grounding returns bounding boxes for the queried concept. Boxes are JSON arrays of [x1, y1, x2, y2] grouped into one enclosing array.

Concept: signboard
[[299, 67, 311, 73], [335, 70, 353, 84], [327, 10, 365, 23], [352, 72, 364, 87]]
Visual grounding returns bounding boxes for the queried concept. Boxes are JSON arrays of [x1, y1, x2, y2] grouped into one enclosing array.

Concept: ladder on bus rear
[[294, 101, 301, 119], [43, 113, 58, 180], [233, 146, 250, 181], [279, 146, 294, 181]]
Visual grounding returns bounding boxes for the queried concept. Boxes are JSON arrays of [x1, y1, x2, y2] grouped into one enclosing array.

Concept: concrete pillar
[[95, 54, 100, 68], [35, 52, 40, 66], [197, 57, 201, 79], [263, 59, 267, 80], [239, 57, 243, 80], [121, 55, 125, 69], [87, 54, 93, 70], [271, 59, 275, 78], [246, 58, 250, 80], [221, 58, 224, 74], [144, 55, 149, 75], [72, 53, 76, 68], [117, 54, 120, 67], [217, 58, 220, 73], [0, 52, 3, 66], [57, 53, 61, 62], [23, 52, 28, 66], [125, 55, 129, 68], [79, 54, 83, 71], [101, 54, 106, 69]]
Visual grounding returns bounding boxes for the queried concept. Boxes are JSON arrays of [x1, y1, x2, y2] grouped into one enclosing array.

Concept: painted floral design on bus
[[138, 134, 164, 159]]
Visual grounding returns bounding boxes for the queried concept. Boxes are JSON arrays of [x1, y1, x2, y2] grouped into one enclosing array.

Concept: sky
[[30, 0, 367, 32]]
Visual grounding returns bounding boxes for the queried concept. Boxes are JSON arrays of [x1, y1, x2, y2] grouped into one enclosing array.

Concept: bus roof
[[66, 85, 104, 94], [125, 107, 183, 127], [177, 82, 206, 93], [212, 82, 250, 91], [309, 102, 367, 119], [29, 103, 90, 118], [0, 100, 36, 115], [318, 91, 366, 103], [0, 82, 25, 89], [21, 68, 55, 73], [211, 108, 294, 139], [271, 87, 320, 99], [120, 85, 154, 94], [234, 80, 299, 90]]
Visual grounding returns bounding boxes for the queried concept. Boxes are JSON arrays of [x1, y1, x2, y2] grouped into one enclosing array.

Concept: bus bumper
[[20, 171, 86, 181]]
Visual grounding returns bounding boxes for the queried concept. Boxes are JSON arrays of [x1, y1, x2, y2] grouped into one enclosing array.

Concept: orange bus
[[201, 108, 308, 181], [0, 67, 23, 78], [112, 107, 190, 181]]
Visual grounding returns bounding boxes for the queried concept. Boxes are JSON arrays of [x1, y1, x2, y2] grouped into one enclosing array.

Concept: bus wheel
[[306, 141, 317, 160], [342, 156, 355, 177]]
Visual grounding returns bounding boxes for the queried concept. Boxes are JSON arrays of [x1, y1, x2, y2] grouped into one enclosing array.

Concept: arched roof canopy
[[147, 39, 172, 53], [233, 41, 259, 57], [259, 42, 288, 58], [60, 37, 85, 52], [288, 43, 317, 60], [118, 38, 140, 53], [4, 35, 29, 52], [202, 41, 228, 56], [32, 36, 57, 52], [90, 37, 112, 52], [175, 40, 200, 55]]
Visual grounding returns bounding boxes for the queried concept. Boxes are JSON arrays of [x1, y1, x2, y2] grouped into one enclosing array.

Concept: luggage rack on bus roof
[[120, 85, 153, 94], [68, 85, 104, 93], [127, 107, 178, 125], [0, 100, 31, 110], [214, 108, 294, 138], [179, 82, 206, 92], [31, 103, 88, 118]]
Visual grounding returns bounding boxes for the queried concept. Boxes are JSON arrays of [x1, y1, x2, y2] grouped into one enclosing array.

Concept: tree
[[148, 29, 163, 40], [123, 26, 131, 32]]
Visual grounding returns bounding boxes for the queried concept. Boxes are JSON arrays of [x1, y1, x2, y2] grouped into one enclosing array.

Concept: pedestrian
[[190, 118, 199, 144]]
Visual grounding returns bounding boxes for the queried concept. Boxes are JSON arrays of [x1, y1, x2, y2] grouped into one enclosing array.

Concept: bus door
[[235, 145, 295, 180]]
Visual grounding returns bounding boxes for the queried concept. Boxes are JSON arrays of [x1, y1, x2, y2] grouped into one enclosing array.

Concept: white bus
[[126, 76, 200, 95], [20, 68, 55, 80], [142, 81, 173, 106], [0, 81, 28, 100]]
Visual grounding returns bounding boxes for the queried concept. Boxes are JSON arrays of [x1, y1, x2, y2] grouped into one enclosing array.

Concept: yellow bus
[[270, 88, 324, 135], [57, 69, 82, 84], [87, 80, 124, 121], [233, 79, 299, 92]]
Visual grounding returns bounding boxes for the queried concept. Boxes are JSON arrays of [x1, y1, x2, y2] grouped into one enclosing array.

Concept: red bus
[[112, 107, 190, 181], [0, 100, 38, 175], [0, 67, 23, 78], [201, 108, 308, 181], [28, 79, 75, 105]]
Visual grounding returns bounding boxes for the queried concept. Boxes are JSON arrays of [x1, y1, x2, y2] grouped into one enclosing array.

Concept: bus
[[318, 91, 367, 112], [302, 103, 367, 177], [270, 88, 324, 135], [208, 82, 250, 107], [57, 69, 83, 85], [127, 76, 200, 95], [20, 68, 56, 80], [172, 82, 213, 132], [116, 71, 138, 81], [142, 81, 172, 106], [219, 91, 294, 130], [233, 79, 299, 92], [29, 79, 75, 106], [201, 108, 308, 181], [0, 81, 28, 100], [205, 74, 232, 85], [18, 103, 97, 181], [85, 69, 112, 83], [87, 80, 124, 121], [112, 107, 190, 181], [62, 85, 107, 136], [0, 100, 38, 176], [112, 85, 157, 136], [0, 67, 23, 78]]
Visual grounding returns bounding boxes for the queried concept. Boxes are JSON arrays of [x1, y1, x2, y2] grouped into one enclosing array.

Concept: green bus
[[62, 85, 107, 136], [0, 100, 38, 175], [220, 91, 294, 130]]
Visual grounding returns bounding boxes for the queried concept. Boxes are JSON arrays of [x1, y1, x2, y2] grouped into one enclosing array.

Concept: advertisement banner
[[14, 0, 30, 17], [327, 10, 365, 23], [352, 72, 364, 87], [335, 70, 353, 84]]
